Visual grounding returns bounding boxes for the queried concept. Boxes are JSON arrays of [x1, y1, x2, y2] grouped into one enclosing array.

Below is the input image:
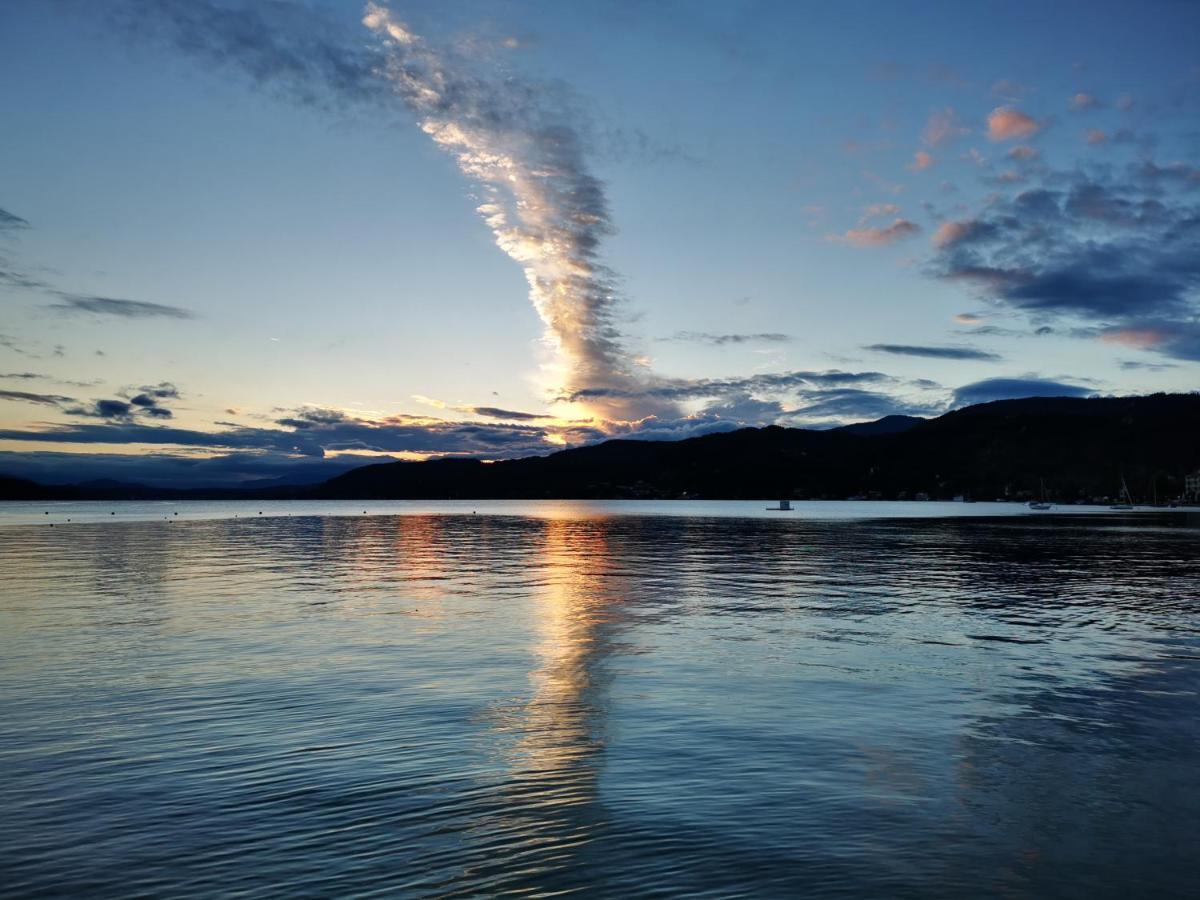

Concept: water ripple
[[1, 508, 1198, 897]]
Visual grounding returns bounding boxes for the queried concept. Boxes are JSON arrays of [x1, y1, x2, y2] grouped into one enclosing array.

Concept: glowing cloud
[[833, 219, 921, 247], [362, 3, 673, 423], [1100, 328, 1168, 350], [986, 106, 1041, 141], [909, 150, 934, 171]]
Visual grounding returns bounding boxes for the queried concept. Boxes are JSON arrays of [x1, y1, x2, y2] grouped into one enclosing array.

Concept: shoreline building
[[1187, 470, 1200, 502]]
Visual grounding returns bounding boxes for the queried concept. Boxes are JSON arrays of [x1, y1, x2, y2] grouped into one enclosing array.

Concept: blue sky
[[1, 0, 1197, 485]]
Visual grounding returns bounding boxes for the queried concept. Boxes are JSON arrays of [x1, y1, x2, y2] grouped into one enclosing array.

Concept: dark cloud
[[0, 449, 367, 490], [930, 163, 1200, 359], [864, 343, 1002, 361], [785, 388, 942, 421], [110, 0, 393, 111], [0, 207, 30, 231], [1118, 360, 1178, 371], [0, 372, 46, 380], [64, 382, 180, 421], [135, 382, 180, 399], [463, 407, 551, 421], [67, 399, 136, 419], [50, 295, 196, 320], [0, 412, 560, 460], [950, 377, 1093, 407], [0, 389, 76, 406], [663, 331, 794, 346]]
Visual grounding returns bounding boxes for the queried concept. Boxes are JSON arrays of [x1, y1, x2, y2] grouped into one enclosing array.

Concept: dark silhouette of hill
[[832, 414, 925, 436], [3, 393, 1198, 503], [313, 393, 1200, 503]]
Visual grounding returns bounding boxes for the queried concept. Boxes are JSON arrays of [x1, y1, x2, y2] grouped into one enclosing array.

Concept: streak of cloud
[[0, 389, 76, 406], [864, 344, 1002, 361], [662, 331, 793, 346], [361, 3, 670, 422], [50, 295, 196, 320]]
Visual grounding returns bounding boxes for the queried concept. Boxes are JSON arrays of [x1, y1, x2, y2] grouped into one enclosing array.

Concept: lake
[[2, 502, 1198, 897]]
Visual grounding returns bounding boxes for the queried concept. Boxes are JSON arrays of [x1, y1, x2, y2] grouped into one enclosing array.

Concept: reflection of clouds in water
[[2, 513, 1198, 896], [461, 519, 623, 893]]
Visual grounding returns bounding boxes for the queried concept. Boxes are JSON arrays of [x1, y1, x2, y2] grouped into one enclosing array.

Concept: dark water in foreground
[[2, 509, 1198, 897]]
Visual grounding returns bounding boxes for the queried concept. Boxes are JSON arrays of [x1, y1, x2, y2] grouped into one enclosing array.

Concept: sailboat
[[1110, 475, 1135, 510], [1027, 478, 1052, 510]]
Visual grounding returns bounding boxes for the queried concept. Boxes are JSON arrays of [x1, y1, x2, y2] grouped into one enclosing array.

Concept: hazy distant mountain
[[4, 394, 1199, 503]]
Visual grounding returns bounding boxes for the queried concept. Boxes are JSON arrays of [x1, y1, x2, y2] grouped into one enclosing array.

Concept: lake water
[[2, 502, 1198, 897]]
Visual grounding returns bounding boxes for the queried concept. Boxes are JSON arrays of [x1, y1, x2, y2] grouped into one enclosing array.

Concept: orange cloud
[[1085, 128, 1108, 145], [1100, 328, 1167, 349], [987, 106, 1041, 141], [909, 150, 934, 171], [1008, 145, 1038, 160], [1069, 92, 1101, 110], [833, 219, 921, 247], [932, 219, 974, 247]]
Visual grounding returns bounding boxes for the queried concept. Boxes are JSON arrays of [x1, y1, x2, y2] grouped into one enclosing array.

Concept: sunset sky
[[1, 0, 1198, 486]]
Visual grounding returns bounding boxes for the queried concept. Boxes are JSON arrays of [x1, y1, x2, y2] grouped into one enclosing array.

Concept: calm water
[[2, 504, 1198, 897]]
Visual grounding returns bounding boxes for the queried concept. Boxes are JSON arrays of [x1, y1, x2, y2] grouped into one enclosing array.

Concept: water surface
[[2, 505, 1197, 896]]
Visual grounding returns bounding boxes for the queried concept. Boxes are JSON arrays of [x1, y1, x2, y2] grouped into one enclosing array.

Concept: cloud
[[908, 150, 934, 171], [0, 372, 47, 380], [986, 107, 1041, 141], [1118, 360, 1177, 371], [663, 331, 793, 346], [67, 399, 137, 420], [928, 163, 1200, 359], [1069, 92, 1102, 111], [49, 295, 196, 319], [1085, 128, 1108, 145], [0, 207, 30, 231], [560, 368, 896, 405], [100, 0, 680, 423], [0, 449, 368, 490], [950, 377, 1093, 407], [0, 389, 76, 407], [359, 3, 674, 421], [132, 382, 180, 400], [832, 219, 921, 247], [786, 388, 941, 421], [60, 381, 181, 421], [922, 108, 968, 147], [0, 415, 548, 458], [1008, 145, 1038, 160], [459, 406, 551, 421], [111, 0, 394, 111], [864, 344, 1002, 361]]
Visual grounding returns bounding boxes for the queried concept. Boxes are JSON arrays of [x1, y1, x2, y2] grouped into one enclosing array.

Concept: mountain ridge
[[3, 393, 1198, 503]]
